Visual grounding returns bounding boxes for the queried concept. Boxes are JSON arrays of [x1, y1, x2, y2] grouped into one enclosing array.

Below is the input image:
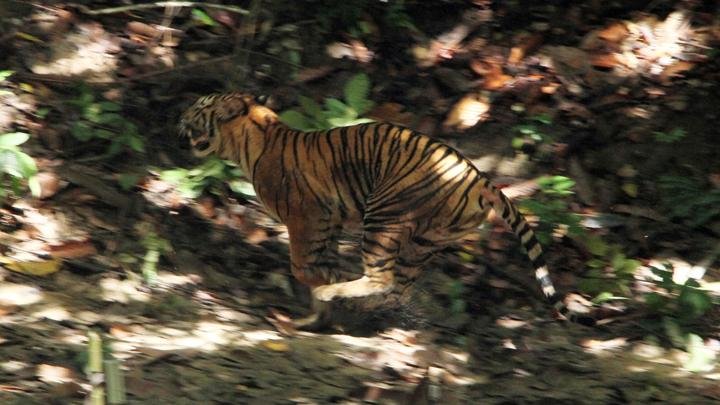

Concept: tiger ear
[[254, 94, 269, 105]]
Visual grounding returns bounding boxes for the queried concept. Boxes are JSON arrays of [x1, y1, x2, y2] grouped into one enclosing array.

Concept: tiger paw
[[313, 277, 394, 301]]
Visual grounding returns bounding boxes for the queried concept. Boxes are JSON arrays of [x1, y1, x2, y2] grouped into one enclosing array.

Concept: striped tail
[[483, 182, 579, 322]]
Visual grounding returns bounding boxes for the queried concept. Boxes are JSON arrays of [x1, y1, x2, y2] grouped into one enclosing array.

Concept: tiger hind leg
[[312, 225, 403, 302]]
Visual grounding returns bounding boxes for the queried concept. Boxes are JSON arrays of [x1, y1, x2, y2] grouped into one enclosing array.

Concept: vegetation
[[69, 85, 144, 156], [0, 132, 40, 199], [280, 73, 375, 130]]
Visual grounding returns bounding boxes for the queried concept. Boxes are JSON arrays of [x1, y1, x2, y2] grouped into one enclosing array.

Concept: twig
[[119, 49, 303, 82], [71, 1, 248, 16]]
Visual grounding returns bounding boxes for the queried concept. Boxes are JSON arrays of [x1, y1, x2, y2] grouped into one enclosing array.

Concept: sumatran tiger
[[179, 92, 589, 329]]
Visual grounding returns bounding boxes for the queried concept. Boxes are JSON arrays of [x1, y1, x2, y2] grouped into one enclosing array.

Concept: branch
[[72, 2, 248, 16]]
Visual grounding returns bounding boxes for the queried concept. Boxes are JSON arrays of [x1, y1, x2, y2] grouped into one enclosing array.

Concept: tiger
[[178, 92, 589, 329]]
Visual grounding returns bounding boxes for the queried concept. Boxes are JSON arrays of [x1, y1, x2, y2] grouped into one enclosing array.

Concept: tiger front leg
[[312, 226, 401, 302]]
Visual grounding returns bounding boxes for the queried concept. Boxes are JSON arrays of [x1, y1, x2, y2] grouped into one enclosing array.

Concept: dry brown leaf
[[500, 179, 540, 200], [368, 103, 415, 127], [495, 317, 527, 329], [126, 21, 160, 39], [590, 53, 620, 69], [483, 67, 512, 90], [541, 82, 561, 94], [658, 60, 695, 84], [262, 340, 290, 352], [580, 337, 628, 351], [598, 22, 630, 42], [49, 240, 97, 259], [36, 171, 66, 199], [508, 33, 544, 64], [36, 364, 76, 383], [442, 93, 491, 132], [294, 65, 336, 83]]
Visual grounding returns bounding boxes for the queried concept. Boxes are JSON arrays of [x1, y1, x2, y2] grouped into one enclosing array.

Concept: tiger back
[[179, 92, 583, 328]]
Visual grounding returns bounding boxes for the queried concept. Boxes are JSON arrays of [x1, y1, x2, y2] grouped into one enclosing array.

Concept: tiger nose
[[190, 135, 210, 150]]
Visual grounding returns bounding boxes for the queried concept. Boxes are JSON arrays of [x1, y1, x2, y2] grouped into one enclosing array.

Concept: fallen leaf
[[36, 364, 75, 383], [36, 171, 66, 199], [294, 65, 336, 83], [126, 21, 160, 39], [49, 240, 97, 259], [473, 58, 512, 90], [442, 93, 491, 132], [580, 337, 628, 351], [326, 40, 373, 63], [658, 60, 695, 84], [0, 257, 62, 276], [598, 22, 630, 43], [590, 53, 619, 69], [508, 33, 544, 64], [262, 340, 290, 352], [368, 103, 415, 127]]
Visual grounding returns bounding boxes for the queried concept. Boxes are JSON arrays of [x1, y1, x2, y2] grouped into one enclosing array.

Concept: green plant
[[645, 262, 713, 323], [653, 127, 686, 143], [279, 73, 375, 131], [658, 175, 720, 227], [140, 230, 171, 286], [69, 86, 145, 156], [0, 70, 14, 96], [511, 114, 554, 150], [191, 8, 216, 26], [447, 280, 466, 315], [579, 235, 640, 297], [0, 132, 40, 199], [644, 262, 717, 372], [159, 157, 255, 199], [519, 176, 583, 245]]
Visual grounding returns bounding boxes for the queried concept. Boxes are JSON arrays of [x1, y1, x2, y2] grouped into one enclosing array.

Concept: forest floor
[[1, 1, 720, 404]]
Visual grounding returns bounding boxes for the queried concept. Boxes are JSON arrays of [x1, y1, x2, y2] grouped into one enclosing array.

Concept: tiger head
[[178, 92, 277, 158]]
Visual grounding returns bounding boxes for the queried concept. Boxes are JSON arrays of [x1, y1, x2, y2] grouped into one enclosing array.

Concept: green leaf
[[678, 286, 712, 319], [71, 122, 94, 141], [0, 132, 29, 147], [229, 180, 256, 197], [191, 8, 216, 26], [328, 117, 374, 127], [14, 151, 37, 177], [117, 173, 140, 191], [28, 175, 41, 197], [531, 113, 553, 125], [343, 73, 371, 113], [644, 292, 667, 311], [279, 110, 314, 131], [128, 135, 145, 152], [97, 112, 124, 125], [95, 129, 115, 139], [0, 70, 14, 82], [592, 291, 626, 304], [98, 101, 122, 112], [159, 168, 188, 183], [585, 235, 609, 256], [106, 141, 122, 156], [0, 150, 21, 177], [298, 96, 324, 121], [684, 333, 716, 372], [324, 98, 352, 116], [516, 124, 538, 135]]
